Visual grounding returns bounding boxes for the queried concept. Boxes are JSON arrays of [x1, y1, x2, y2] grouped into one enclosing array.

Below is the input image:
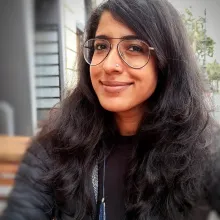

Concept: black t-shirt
[[98, 135, 136, 220]]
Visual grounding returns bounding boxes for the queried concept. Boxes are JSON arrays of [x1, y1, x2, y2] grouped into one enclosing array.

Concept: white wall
[[60, 0, 86, 91]]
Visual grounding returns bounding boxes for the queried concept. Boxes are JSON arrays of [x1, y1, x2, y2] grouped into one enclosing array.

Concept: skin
[[90, 11, 158, 136]]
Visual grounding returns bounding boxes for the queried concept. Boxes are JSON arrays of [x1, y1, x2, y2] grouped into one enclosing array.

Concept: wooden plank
[[0, 136, 30, 162], [0, 179, 14, 186], [0, 163, 18, 173], [0, 195, 8, 201]]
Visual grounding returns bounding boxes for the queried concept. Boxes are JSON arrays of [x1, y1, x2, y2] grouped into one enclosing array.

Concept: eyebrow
[[94, 34, 140, 40]]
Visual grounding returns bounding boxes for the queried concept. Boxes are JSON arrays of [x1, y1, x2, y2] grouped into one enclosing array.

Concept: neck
[[114, 106, 144, 136]]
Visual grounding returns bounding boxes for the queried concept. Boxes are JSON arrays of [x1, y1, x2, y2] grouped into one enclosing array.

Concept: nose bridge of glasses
[[104, 40, 123, 64]]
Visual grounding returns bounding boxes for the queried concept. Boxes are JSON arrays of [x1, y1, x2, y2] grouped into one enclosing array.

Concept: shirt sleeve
[[0, 141, 54, 220]]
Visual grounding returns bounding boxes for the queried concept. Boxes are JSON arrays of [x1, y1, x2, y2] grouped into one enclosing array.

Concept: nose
[[102, 46, 123, 74]]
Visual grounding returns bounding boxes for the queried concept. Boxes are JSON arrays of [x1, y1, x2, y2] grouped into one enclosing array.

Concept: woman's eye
[[129, 45, 143, 52], [95, 44, 107, 50]]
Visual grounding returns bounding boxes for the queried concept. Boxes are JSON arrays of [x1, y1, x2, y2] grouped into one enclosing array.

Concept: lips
[[100, 81, 133, 93]]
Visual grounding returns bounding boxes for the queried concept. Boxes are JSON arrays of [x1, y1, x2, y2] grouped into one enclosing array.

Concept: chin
[[100, 101, 131, 113]]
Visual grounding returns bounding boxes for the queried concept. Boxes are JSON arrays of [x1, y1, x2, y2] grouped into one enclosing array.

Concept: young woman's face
[[90, 11, 158, 113]]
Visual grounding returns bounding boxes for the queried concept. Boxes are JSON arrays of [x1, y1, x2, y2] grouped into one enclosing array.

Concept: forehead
[[95, 11, 137, 38]]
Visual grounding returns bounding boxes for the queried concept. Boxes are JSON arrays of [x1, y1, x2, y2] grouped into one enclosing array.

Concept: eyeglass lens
[[83, 39, 151, 68]]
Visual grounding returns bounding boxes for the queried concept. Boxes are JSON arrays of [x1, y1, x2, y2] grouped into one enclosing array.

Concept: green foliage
[[207, 60, 220, 92], [182, 7, 215, 64], [182, 7, 220, 93], [207, 60, 220, 81]]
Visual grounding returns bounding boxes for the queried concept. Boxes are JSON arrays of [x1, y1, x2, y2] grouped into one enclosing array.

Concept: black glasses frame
[[83, 37, 155, 69]]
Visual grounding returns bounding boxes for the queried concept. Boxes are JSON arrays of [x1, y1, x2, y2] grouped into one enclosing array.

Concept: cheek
[[90, 66, 103, 96], [90, 66, 98, 86], [146, 71, 158, 90], [145, 60, 158, 92], [138, 76, 157, 101], [136, 65, 158, 99]]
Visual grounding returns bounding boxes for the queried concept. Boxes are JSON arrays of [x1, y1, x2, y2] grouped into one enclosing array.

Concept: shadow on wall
[[0, 101, 14, 136]]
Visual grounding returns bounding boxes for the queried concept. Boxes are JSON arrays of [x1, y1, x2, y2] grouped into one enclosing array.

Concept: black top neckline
[[114, 133, 137, 145]]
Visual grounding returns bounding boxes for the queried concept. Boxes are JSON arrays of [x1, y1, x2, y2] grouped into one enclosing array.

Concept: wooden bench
[[0, 136, 30, 200]]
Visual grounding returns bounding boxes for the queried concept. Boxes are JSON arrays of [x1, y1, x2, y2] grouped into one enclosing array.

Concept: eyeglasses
[[83, 38, 154, 69]]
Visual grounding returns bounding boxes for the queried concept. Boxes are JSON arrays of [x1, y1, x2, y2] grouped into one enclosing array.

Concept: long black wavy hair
[[37, 0, 216, 219]]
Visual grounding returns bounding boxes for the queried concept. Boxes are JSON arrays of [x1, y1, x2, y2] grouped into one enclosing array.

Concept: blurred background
[[0, 0, 219, 218]]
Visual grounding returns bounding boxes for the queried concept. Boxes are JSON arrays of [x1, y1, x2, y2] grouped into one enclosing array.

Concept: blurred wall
[[35, 0, 63, 122], [0, 0, 36, 136], [61, 0, 86, 90]]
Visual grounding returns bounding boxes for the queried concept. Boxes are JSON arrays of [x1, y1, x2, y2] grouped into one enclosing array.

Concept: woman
[[1, 0, 220, 220]]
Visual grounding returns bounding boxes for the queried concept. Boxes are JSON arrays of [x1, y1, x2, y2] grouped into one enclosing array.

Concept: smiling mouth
[[100, 81, 133, 93]]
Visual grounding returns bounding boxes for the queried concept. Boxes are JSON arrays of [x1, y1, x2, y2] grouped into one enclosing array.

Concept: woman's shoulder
[[21, 138, 53, 171]]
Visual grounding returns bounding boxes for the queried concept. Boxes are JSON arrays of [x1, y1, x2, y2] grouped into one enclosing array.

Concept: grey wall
[[35, 0, 65, 122], [35, 0, 59, 25], [0, 0, 36, 136]]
